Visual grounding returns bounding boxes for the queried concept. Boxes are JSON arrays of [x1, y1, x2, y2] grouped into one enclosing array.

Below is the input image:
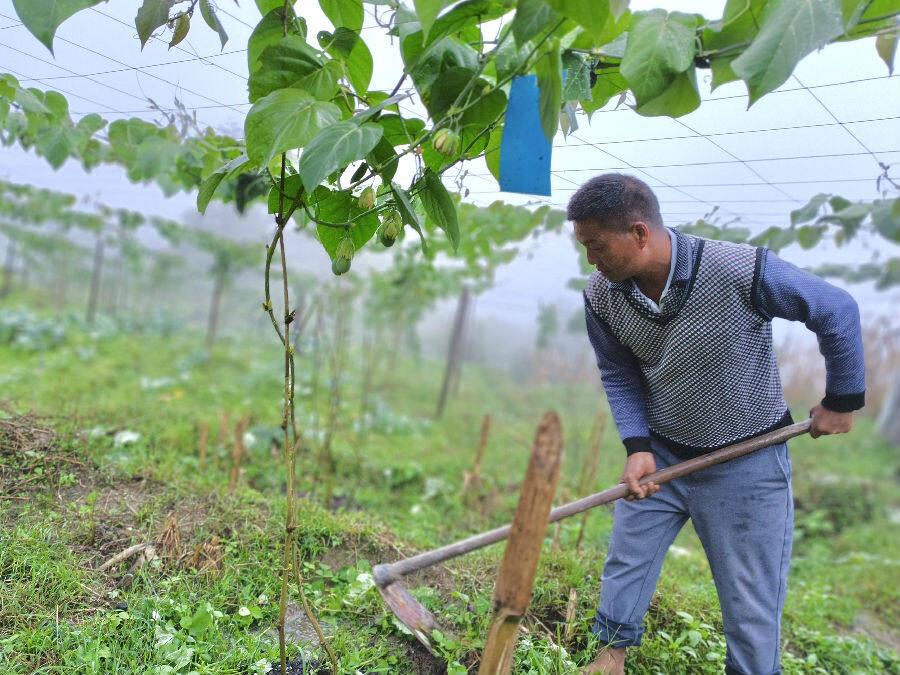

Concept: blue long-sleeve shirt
[[585, 244, 866, 455]]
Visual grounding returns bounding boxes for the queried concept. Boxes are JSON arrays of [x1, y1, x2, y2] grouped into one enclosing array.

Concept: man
[[571, 174, 865, 675]]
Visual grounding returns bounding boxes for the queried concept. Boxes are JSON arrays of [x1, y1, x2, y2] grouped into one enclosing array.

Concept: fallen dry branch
[[98, 542, 151, 571]]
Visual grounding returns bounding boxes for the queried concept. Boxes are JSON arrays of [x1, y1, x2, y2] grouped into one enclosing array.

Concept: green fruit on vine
[[331, 257, 351, 275], [336, 236, 355, 261], [433, 128, 461, 157], [358, 186, 376, 210], [378, 210, 402, 247]]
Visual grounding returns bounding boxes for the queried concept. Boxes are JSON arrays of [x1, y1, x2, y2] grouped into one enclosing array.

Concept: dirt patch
[[852, 611, 900, 654], [0, 414, 89, 502]]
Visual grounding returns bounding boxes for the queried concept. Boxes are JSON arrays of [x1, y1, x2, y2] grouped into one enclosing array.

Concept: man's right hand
[[620, 451, 660, 500]]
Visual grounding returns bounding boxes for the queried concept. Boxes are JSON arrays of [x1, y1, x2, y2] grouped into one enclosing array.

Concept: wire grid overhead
[[0, 0, 898, 235]]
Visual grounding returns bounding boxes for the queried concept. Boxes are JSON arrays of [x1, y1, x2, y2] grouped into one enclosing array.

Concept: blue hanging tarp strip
[[499, 74, 552, 197]]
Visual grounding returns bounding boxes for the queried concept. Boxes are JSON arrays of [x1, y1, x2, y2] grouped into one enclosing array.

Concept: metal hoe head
[[372, 563, 439, 653]]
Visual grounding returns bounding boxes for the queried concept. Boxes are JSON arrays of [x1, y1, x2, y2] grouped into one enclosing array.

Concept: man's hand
[[620, 451, 660, 500], [809, 404, 853, 438]]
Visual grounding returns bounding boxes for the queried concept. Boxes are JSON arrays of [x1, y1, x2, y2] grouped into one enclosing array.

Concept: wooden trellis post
[[197, 421, 209, 470], [463, 413, 492, 499], [228, 417, 248, 493], [478, 412, 563, 674]]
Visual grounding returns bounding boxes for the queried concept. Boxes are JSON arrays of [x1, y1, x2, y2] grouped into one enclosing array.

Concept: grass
[[0, 306, 898, 673]]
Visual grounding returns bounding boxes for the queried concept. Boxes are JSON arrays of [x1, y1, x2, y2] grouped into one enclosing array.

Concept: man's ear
[[632, 221, 651, 248]]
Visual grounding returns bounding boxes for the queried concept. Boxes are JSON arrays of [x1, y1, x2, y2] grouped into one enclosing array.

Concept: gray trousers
[[592, 439, 794, 675]]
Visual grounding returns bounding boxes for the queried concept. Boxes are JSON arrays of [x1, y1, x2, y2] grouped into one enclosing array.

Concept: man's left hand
[[809, 404, 853, 438]]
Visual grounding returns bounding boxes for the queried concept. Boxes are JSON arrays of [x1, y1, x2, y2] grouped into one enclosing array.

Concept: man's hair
[[566, 173, 663, 231]]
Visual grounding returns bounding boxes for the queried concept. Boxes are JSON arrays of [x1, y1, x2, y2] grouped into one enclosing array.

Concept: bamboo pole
[[228, 417, 248, 493], [463, 413, 492, 498], [479, 412, 563, 674], [198, 422, 209, 471]]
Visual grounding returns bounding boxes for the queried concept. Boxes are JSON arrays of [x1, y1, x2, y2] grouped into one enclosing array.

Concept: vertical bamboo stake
[[551, 521, 562, 552], [564, 588, 578, 642], [576, 409, 607, 552], [217, 411, 230, 448], [436, 286, 471, 419], [198, 422, 209, 470], [479, 412, 563, 675], [463, 413, 492, 497], [228, 417, 248, 493]]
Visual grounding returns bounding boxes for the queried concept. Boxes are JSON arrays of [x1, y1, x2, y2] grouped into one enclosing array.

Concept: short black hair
[[566, 173, 663, 231]]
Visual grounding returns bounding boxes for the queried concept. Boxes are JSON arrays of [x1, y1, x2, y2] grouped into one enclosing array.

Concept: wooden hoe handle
[[374, 419, 811, 586]]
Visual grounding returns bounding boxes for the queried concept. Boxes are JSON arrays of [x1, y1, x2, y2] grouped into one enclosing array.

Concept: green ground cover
[[1, 308, 897, 673]]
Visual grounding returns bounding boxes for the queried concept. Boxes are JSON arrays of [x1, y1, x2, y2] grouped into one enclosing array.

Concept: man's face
[[574, 219, 643, 282]]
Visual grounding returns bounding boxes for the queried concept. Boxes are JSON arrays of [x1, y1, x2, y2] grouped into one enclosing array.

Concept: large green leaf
[[749, 226, 795, 252], [404, 34, 479, 93], [391, 182, 427, 249], [299, 121, 384, 192], [423, 0, 510, 48], [199, 0, 228, 49], [320, 28, 373, 94], [790, 193, 829, 225], [135, 0, 177, 49], [366, 136, 399, 183], [562, 51, 592, 101], [424, 66, 478, 119], [245, 89, 341, 167], [414, 0, 442, 39], [485, 126, 502, 181], [319, 0, 363, 32], [248, 35, 325, 101], [872, 198, 900, 243], [13, 0, 105, 53], [197, 154, 253, 213], [841, 0, 868, 27], [416, 169, 459, 250], [580, 71, 627, 118], [1, 76, 49, 115], [545, 0, 609, 41], [309, 186, 380, 258], [512, 0, 559, 47], [34, 125, 77, 169], [702, 0, 766, 89], [377, 114, 426, 146], [460, 88, 507, 131], [732, 0, 845, 104], [255, 0, 282, 14], [635, 69, 700, 117], [796, 224, 826, 248], [620, 10, 697, 111], [535, 42, 563, 142], [248, 7, 305, 75]]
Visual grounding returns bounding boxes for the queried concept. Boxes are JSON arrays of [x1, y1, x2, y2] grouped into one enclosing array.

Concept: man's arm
[[584, 295, 660, 498], [753, 249, 866, 437]]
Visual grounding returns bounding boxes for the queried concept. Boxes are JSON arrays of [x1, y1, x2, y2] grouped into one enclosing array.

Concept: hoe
[[373, 419, 811, 651]]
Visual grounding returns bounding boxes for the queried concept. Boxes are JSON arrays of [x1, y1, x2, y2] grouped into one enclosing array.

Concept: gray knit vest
[[584, 231, 792, 456]]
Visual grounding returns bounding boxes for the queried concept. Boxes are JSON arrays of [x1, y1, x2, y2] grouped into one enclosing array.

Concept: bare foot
[[580, 647, 625, 675]]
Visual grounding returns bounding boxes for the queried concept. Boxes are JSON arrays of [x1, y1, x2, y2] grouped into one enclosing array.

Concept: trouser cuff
[[591, 611, 644, 647]]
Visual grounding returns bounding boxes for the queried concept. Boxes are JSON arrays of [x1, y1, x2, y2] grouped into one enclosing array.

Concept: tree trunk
[[479, 412, 564, 674], [436, 287, 472, 419], [1, 237, 16, 298], [86, 236, 104, 324], [108, 254, 124, 315], [206, 272, 225, 349]]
